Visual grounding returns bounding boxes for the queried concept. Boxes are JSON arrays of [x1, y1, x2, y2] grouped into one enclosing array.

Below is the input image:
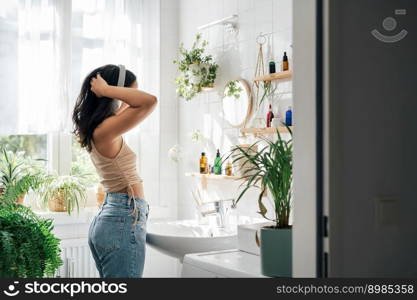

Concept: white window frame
[[47, 132, 72, 175]]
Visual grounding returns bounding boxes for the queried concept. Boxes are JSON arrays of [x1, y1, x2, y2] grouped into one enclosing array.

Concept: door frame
[[292, 0, 324, 277]]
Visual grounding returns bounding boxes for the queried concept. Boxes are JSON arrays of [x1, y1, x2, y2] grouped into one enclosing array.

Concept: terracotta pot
[[16, 193, 26, 204], [0, 188, 25, 204], [48, 191, 67, 212], [96, 184, 105, 207]]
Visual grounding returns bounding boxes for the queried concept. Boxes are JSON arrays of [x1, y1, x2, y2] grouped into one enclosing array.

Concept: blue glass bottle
[[285, 106, 292, 126]]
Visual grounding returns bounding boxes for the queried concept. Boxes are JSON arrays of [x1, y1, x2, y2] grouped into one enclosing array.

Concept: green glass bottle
[[213, 149, 222, 175]]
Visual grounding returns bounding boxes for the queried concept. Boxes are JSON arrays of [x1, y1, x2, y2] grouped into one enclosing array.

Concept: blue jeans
[[88, 192, 149, 278]]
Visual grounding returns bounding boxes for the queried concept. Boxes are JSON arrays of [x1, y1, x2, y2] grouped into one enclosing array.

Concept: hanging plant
[[174, 34, 219, 101]]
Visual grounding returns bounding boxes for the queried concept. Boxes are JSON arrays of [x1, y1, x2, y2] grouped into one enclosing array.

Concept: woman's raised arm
[[91, 74, 157, 141]]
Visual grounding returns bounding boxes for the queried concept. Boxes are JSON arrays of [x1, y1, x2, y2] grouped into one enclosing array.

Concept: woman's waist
[[98, 172, 142, 183], [101, 179, 143, 191], [103, 190, 148, 208]]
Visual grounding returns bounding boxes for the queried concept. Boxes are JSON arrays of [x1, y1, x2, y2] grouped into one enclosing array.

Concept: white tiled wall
[[177, 0, 293, 219]]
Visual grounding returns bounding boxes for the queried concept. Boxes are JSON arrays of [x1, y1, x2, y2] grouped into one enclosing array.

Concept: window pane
[[0, 135, 47, 161], [71, 137, 99, 187]]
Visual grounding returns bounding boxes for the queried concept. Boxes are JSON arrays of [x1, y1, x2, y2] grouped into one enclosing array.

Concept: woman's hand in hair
[[90, 74, 109, 98]]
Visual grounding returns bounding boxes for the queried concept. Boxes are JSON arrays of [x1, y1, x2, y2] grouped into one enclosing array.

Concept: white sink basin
[[146, 219, 238, 259]]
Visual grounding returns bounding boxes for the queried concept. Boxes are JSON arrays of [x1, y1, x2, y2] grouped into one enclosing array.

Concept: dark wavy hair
[[72, 64, 136, 152]]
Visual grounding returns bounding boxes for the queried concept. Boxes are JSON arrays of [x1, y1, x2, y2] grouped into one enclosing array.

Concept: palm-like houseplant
[[0, 148, 46, 204], [39, 174, 87, 215], [231, 128, 293, 277]]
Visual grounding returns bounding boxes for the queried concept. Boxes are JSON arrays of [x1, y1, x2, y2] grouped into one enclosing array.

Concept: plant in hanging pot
[[39, 173, 87, 215], [0, 148, 46, 204], [174, 33, 219, 100], [231, 128, 293, 277]]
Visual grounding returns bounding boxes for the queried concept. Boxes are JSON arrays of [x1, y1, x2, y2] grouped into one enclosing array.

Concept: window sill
[[33, 207, 98, 225]]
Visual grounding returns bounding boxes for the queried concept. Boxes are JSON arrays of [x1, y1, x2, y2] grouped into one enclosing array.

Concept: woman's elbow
[[147, 95, 157, 108], [151, 95, 158, 106]]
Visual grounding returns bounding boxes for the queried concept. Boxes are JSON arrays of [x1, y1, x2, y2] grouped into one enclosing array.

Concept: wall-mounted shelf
[[253, 70, 292, 82], [186, 172, 242, 190], [185, 172, 241, 181], [241, 126, 293, 136]]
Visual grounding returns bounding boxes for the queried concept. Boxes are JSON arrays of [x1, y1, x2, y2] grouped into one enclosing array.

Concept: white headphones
[[117, 64, 126, 87], [113, 64, 126, 109]]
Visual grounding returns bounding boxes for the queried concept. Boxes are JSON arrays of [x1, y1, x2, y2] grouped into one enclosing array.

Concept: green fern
[[0, 201, 62, 277]]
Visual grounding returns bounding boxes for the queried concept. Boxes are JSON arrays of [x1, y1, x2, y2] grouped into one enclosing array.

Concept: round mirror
[[222, 79, 252, 128]]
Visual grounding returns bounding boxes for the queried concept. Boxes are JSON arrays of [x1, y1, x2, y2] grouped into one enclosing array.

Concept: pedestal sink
[[146, 219, 238, 260]]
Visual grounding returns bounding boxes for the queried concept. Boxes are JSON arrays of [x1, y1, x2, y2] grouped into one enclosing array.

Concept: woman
[[72, 64, 157, 278]]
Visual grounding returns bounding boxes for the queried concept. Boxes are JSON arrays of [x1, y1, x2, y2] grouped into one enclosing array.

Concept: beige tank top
[[90, 136, 143, 197]]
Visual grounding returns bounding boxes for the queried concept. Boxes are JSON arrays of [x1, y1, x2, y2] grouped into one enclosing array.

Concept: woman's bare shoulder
[[92, 127, 123, 159]]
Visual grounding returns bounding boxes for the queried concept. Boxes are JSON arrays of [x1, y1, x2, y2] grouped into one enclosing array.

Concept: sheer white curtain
[[70, 0, 144, 104], [0, 0, 70, 134], [0, 0, 144, 135]]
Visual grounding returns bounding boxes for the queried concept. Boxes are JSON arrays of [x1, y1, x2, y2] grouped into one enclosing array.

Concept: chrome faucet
[[191, 189, 235, 228], [198, 198, 234, 228]]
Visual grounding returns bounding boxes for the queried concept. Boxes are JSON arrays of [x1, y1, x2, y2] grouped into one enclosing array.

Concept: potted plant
[[174, 33, 219, 100], [0, 201, 62, 277], [231, 128, 293, 277], [0, 148, 46, 204], [39, 174, 87, 215]]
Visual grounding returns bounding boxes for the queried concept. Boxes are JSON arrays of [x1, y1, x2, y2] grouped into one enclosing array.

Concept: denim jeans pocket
[[92, 215, 125, 253]]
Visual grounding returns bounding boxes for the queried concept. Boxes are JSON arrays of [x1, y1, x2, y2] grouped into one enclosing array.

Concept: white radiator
[[56, 238, 99, 278]]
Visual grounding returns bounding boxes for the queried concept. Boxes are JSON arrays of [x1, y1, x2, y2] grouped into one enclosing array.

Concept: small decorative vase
[[260, 226, 292, 277]]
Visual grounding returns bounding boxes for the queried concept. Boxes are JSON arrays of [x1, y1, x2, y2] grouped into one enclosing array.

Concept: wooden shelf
[[186, 172, 242, 190], [253, 70, 292, 82], [241, 126, 293, 136], [185, 172, 241, 181]]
